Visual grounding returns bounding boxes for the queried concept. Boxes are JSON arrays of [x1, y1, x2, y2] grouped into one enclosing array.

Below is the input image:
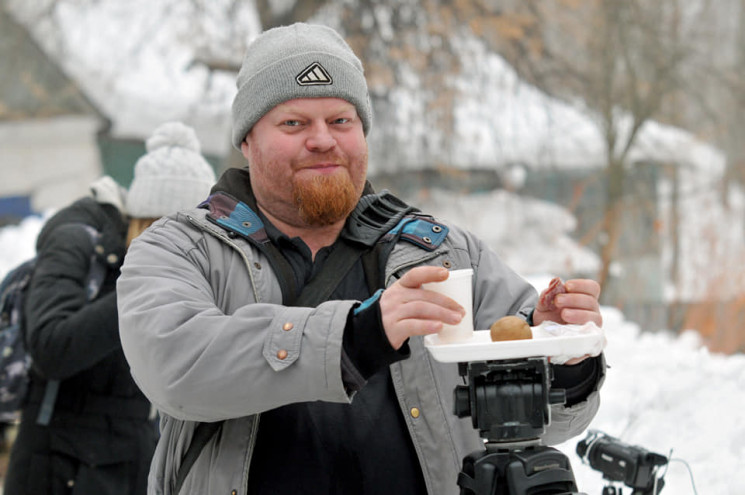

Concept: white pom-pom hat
[[126, 122, 216, 218]]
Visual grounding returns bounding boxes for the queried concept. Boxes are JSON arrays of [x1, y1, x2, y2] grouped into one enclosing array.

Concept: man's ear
[[240, 140, 250, 159]]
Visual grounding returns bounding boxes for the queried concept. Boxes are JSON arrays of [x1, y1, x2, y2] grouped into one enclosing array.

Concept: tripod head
[[454, 357, 582, 495], [454, 357, 568, 444]]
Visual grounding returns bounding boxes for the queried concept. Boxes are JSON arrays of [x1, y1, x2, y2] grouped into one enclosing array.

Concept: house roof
[[0, 7, 107, 123]]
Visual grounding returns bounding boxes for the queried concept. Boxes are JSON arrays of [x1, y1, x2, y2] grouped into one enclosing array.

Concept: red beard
[[292, 172, 360, 226]]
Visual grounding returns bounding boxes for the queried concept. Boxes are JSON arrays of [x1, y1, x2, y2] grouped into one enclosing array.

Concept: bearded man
[[117, 23, 606, 495]]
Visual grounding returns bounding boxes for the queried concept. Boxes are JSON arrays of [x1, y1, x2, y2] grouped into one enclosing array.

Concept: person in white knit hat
[[3, 122, 215, 495], [125, 121, 217, 245], [118, 24, 605, 495]]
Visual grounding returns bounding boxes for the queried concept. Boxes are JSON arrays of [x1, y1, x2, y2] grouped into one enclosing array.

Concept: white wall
[[0, 115, 104, 212]]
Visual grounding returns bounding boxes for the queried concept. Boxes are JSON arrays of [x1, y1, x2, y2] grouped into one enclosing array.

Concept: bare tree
[[477, 0, 710, 299]]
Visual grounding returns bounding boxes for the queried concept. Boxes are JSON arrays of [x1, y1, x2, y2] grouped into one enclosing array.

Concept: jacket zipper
[[241, 414, 261, 493], [386, 248, 450, 495]]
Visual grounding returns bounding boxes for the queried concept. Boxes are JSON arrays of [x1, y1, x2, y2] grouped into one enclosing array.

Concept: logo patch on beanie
[[296, 62, 333, 86]]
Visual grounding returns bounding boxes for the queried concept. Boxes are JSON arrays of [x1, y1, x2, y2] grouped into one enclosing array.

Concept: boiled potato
[[490, 316, 532, 342]]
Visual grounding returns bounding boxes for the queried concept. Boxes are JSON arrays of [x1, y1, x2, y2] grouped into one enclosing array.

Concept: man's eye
[[283, 120, 301, 127], [332, 118, 350, 125]]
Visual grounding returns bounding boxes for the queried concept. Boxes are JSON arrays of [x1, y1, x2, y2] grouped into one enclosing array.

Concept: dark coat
[[3, 197, 157, 495]]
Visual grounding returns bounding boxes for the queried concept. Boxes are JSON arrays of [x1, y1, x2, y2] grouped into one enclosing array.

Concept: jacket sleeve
[[25, 224, 122, 379], [117, 215, 355, 422]]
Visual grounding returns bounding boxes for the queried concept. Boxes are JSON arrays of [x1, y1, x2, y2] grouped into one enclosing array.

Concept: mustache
[[294, 153, 346, 168]]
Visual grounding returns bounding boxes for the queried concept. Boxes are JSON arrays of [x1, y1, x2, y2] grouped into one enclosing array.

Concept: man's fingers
[[381, 293, 465, 334], [381, 268, 470, 349], [388, 266, 466, 313], [398, 266, 450, 288], [533, 278, 603, 327], [554, 293, 599, 312], [564, 279, 601, 299], [389, 299, 464, 326], [397, 319, 444, 337], [389, 285, 465, 315], [559, 308, 603, 326]]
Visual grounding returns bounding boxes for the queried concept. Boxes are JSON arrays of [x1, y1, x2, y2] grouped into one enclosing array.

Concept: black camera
[[576, 430, 668, 495]]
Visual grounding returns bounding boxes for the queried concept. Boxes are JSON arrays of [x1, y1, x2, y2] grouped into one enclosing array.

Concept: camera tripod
[[453, 358, 585, 495]]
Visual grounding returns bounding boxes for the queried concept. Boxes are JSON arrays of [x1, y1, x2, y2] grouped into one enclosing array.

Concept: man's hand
[[533, 278, 602, 365], [380, 266, 466, 350], [532, 278, 602, 327]]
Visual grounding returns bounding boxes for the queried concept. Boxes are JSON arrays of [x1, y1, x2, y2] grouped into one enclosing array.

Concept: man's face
[[241, 98, 368, 227]]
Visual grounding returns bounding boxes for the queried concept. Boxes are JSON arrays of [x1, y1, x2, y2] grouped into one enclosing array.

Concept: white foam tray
[[424, 330, 604, 363]]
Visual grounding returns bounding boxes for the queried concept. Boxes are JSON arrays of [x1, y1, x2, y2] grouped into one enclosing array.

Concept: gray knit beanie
[[231, 23, 372, 149], [126, 122, 216, 218]]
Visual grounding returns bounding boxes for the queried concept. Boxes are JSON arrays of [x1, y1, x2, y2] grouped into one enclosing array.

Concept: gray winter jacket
[[117, 193, 603, 495]]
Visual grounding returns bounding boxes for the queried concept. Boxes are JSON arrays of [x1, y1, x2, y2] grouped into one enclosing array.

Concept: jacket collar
[[201, 167, 446, 251]]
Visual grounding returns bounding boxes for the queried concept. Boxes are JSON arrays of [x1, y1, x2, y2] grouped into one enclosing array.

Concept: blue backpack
[[0, 224, 106, 425]]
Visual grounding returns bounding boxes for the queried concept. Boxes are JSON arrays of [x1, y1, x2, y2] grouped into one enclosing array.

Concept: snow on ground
[[556, 306, 745, 495], [2, 218, 744, 494], [0, 213, 50, 276]]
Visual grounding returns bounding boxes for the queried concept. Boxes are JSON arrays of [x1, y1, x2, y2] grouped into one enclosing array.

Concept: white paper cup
[[422, 268, 474, 343]]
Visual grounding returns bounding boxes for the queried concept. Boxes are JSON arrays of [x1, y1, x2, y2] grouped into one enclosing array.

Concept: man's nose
[[305, 122, 337, 151]]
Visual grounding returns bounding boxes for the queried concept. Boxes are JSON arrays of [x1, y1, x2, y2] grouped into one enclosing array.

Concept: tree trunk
[[598, 157, 625, 295]]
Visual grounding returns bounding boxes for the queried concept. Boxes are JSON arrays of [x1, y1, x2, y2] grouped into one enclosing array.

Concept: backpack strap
[[295, 240, 368, 307], [34, 224, 108, 426], [34, 380, 59, 426], [204, 193, 299, 305], [173, 419, 223, 494]]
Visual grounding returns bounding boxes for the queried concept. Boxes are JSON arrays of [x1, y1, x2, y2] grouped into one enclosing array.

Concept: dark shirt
[[247, 221, 428, 495], [246, 211, 602, 494]]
